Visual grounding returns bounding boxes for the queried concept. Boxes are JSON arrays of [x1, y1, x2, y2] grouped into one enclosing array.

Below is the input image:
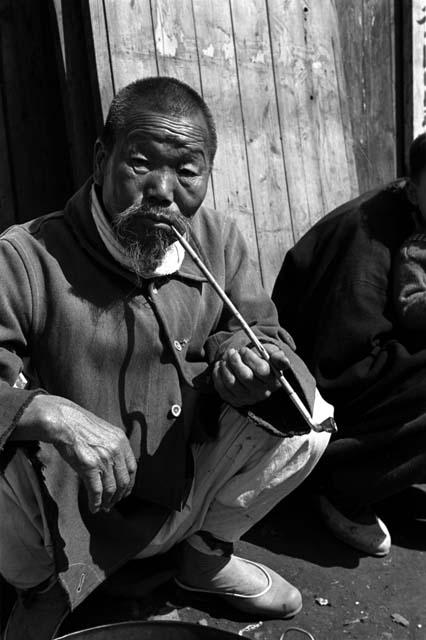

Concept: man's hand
[[13, 394, 137, 513], [212, 344, 290, 407]]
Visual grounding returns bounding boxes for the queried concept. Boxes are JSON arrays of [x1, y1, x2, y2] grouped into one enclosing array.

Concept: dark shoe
[[4, 579, 69, 640], [176, 542, 302, 619], [318, 494, 391, 556]]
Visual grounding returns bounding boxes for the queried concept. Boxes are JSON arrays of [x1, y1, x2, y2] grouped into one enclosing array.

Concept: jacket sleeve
[[203, 219, 317, 430], [0, 235, 45, 451], [394, 234, 426, 332]]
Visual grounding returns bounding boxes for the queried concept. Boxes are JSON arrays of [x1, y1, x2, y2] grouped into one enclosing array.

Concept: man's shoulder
[[312, 179, 407, 234], [1, 210, 64, 238], [0, 210, 67, 252], [292, 179, 411, 255]]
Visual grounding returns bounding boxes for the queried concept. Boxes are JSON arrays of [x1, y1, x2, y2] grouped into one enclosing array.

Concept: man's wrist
[[11, 393, 63, 443]]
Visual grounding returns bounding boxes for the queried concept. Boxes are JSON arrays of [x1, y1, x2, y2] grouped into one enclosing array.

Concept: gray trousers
[[0, 397, 331, 590]]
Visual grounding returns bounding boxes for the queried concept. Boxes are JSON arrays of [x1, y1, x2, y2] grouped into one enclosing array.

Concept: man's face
[[93, 106, 211, 275]]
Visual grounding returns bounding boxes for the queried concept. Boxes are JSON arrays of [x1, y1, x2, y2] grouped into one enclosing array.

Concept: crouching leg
[[176, 392, 331, 619], [0, 450, 69, 640]]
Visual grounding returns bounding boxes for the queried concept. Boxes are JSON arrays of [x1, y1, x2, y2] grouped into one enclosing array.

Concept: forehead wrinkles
[[124, 112, 209, 149]]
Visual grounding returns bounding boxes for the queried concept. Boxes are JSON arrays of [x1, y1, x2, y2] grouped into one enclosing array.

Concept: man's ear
[[407, 179, 418, 206], [93, 139, 108, 186]]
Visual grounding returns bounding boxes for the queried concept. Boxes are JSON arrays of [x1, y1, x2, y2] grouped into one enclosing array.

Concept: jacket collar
[[63, 178, 208, 285]]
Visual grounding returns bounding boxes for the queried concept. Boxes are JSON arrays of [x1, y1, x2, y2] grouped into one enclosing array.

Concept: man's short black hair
[[100, 76, 217, 165], [409, 132, 426, 182]]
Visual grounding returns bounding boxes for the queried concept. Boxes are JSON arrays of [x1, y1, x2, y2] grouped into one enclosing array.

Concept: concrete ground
[[58, 484, 426, 640]]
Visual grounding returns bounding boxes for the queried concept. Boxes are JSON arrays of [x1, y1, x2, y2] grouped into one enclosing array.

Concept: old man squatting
[[0, 76, 331, 640]]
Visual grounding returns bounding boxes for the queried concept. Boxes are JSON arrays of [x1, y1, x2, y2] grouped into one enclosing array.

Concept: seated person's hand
[[212, 344, 289, 408], [14, 394, 137, 514]]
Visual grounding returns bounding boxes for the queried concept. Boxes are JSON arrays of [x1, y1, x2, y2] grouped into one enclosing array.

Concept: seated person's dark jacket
[[272, 179, 426, 461]]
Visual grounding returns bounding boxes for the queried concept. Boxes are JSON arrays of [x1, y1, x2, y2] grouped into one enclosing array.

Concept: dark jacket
[[0, 179, 315, 608], [273, 179, 426, 461]]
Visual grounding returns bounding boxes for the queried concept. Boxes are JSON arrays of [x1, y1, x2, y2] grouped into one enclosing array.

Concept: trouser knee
[[0, 451, 54, 590]]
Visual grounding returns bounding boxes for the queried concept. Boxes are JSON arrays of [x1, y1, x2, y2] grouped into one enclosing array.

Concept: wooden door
[[82, 0, 358, 293]]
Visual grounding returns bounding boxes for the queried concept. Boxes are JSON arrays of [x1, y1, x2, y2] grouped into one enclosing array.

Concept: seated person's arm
[[10, 394, 137, 514], [203, 219, 316, 424], [0, 239, 136, 514]]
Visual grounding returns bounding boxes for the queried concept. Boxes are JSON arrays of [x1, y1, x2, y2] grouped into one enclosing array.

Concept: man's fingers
[[213, 361, 245, 407], [123, 442, 137, 477], [122, 441, 137, 497], [238, 347, 271, 380], [218, 359, 250, 397], [224, 349, 256, 386], [103, 439, 136, 507], [239, 346, 289, 389], [110, 458, 131, 505], [83, 468, 103, 513], [259, 343, 291, 372], [100, 464, 117, 511]]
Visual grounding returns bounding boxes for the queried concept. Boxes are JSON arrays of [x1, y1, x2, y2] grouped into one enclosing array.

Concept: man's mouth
[[142, 213, 174, 225]]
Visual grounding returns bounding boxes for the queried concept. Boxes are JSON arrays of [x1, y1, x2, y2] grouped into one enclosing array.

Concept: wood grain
[[103, 0, 157, 91], [307, 0, 358, 210], [0, 0, 396, 291], [85, 0, 115, 119], [267, 0, 325, 240], [192, 0, 260, 279], [230, 0, 294, 291], [336, 0, 396, 192], [363, 0, 396, 187], [403, 0, 426, 167]]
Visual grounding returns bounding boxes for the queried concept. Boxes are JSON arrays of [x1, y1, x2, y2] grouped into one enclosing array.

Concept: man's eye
[[178, 167, 198, 178], [130, 158, 149, 172]]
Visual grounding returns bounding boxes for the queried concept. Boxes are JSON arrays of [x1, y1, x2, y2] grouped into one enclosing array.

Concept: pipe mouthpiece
[[170, 219, 186, 236]]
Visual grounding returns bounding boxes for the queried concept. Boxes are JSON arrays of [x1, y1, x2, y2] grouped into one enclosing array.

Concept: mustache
[[113, 201, 186, 231]]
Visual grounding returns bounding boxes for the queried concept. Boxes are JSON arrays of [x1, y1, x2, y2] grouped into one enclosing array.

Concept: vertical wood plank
[[193, 0, 261, 278], [329, 0, 360, 197], [267, 0, 325, 240], [335, 0, 369, 191], [230, 0, 294, 292], [336, 0, 396, 192], [411, 0, 425, 137], [191, 0, 260, 279], [363, 0, 396, 186], [306, 0, 358, 211], [403, 0, 426, 167], [102, 0, 157, 92], [151, 0, 215, 208], [151, 0, 199, 86], [85, 0, 115, 120]]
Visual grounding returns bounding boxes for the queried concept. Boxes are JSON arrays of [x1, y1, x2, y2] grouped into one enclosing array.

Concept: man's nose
[[143, 169, 175, 205]]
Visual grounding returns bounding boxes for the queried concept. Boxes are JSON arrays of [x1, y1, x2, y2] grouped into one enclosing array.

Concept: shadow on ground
[[58, 486, 426, 640]]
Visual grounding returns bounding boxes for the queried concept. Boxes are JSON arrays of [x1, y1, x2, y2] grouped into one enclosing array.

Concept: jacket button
[[171, 404, 181, 417], [174, 340, 182, 351]]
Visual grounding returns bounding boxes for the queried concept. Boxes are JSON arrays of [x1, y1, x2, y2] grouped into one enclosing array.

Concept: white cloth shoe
[[318, 495, 391, 557], [176, 542, 302, 619]]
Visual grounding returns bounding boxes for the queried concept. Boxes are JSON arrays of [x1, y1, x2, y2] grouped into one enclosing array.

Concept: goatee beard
[[111, 201, 189, 282]]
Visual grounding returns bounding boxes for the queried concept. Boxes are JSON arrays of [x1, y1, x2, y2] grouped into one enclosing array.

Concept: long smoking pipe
[[170, 224, 337, 434]]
